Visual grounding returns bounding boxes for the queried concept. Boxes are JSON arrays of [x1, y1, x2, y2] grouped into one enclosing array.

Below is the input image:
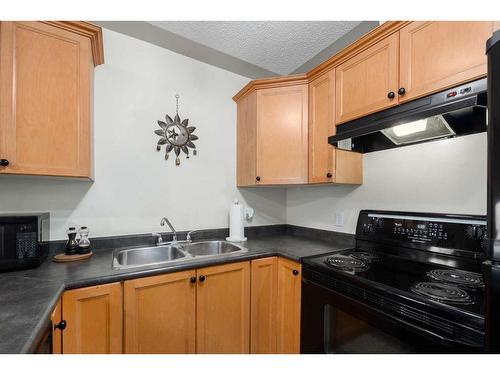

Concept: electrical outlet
[[335, 212, 345, 227]]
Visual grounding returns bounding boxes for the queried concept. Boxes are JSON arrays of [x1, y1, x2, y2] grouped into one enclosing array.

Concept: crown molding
[[233, 21, 412, 102], [232, 74, 308, 102], [42, 21, 104, 66]]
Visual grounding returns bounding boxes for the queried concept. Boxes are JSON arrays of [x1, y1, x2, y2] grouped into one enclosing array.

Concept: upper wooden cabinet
[[308, 71, 363, 185], [308, 71, 336, 183], [333, 21, 494, 124], [399, 21, 493, 102], [335, 32, 399, 124], [62, 282, 122, 354], [236, 81, 308, 186], [0, 21, 103, 178], [124, 270, 196, 354]]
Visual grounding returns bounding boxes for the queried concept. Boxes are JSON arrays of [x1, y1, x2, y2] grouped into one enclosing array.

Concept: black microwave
[[0, 213, 49, 272]]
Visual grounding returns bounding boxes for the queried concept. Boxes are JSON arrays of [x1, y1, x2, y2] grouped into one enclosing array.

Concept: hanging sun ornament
[[154, 94, 198, 166]]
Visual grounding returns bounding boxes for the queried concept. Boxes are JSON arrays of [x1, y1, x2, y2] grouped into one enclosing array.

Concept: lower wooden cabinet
[[124, 261, 251, 354], [250, 257, 278, 353], [196, 261, 251, 353], [50, 298, 62, 354], [250, 257, 302, 354], [52, 257, 299, 354], [124, 270, 197, 353], [276, 258, 302, 353], [62, 282, 123, 354]]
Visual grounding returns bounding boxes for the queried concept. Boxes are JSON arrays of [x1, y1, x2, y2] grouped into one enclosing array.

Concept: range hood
[[329, 78, 487, 153]]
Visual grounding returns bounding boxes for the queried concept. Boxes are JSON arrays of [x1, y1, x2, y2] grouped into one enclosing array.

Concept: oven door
[[300, 269, 483, 353]]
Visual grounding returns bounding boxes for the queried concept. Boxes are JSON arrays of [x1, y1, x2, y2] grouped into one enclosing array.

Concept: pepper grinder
[[65, 227, 79, 255]]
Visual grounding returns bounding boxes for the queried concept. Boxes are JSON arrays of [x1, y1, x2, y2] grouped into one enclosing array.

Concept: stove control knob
[[466, 225, 485, 239], [476, 227, 485, 238], [373, 218, 384, 228], [363, 224, 374, 235]]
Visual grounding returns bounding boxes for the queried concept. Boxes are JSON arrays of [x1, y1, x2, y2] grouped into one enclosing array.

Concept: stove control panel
[[357, 210, 486, 254]]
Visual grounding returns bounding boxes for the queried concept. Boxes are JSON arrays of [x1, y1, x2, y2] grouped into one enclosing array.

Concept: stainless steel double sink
[[112, 240, 248, 270]]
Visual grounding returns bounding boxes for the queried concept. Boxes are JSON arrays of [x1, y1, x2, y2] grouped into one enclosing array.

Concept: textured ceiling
[[148, 21, 362, 75]]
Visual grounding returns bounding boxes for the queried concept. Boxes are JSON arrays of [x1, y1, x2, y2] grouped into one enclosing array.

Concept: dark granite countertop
[[0, 229, 353, 354]]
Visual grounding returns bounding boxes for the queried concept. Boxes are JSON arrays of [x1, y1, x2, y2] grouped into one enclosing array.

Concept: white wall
[[0, 29, 286, 240], [0, 28, 487, 241], [287, 133, 487, 234]]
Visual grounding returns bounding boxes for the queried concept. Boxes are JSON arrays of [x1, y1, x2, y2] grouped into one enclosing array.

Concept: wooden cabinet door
[[335, 32, 399, 124], [309, 71, 336, 183], [196, 261, 250, 353], [276, 258, 301, 354], [250, 257, 278, 353], [256, 85, 308, 185], [50, 298, 62, 354], [335, 149, 363, 185], [62, 282, 122, 354], [236, 92, 257, 187], [0, 21, 92, 178], [124, 271, 196, 353], [399, 21, 493, 102]]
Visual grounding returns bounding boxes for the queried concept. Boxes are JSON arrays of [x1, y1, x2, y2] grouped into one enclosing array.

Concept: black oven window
[[324, 305, 417, 353]]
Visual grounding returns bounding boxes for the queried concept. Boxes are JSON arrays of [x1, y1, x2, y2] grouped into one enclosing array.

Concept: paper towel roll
[[226, 200, 247, 242]]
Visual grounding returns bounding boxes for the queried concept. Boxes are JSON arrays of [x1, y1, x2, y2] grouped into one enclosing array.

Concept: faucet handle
[[186, 230, 198, 242], [152, 232, 163, 244]]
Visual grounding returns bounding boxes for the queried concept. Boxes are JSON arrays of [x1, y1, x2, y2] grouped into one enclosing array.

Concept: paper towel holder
[[226, 200, 248, 242], [245, 207, 254, 220]]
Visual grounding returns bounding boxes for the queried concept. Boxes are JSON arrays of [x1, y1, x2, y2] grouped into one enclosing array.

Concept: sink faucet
[[160, 217, 177, 243]]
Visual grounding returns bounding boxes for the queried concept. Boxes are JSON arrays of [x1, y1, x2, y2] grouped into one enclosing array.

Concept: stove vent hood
[[328, 78, 487, 153]]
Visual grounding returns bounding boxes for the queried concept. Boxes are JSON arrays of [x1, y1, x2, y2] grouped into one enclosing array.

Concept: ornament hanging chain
[[175, 94, 180, 118]]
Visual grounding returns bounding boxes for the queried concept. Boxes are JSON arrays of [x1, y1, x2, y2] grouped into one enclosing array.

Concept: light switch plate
[[335, 212, 345, 227]]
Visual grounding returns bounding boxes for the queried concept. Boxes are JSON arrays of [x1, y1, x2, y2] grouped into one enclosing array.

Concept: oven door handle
[[382, 307, 484, 350]]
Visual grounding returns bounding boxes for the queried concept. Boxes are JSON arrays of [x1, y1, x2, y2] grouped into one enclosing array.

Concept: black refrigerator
[[486, 29, 500, 352]]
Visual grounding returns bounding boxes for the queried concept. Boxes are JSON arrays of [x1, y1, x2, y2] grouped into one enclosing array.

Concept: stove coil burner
[[351, 251, 383, 264], [325, 255, 369, 273], [410, 282, 474, 305], [427, 269, 484, 289]]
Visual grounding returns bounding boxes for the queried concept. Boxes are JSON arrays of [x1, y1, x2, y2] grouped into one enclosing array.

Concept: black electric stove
[[301, 210, 486, 353]]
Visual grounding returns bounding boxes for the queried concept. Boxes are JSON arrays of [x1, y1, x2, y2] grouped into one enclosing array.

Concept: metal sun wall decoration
[[154, 94, 198, 166]]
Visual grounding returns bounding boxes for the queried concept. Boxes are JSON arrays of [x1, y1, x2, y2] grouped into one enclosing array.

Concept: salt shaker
[[77, 226, 91, 254]]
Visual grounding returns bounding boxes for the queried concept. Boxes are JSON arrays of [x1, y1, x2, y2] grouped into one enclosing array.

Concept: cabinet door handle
[[292, 270, 299, 276], [326, 172, 333, 178], [190, 276, 197, 283], [199, 275, 206, 282], [387, 91, 395, 99], [54, 320, 66, 331], [256, 176, 261, 182], [398, 87, 406, 96], [0, 159, 9, 167]]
